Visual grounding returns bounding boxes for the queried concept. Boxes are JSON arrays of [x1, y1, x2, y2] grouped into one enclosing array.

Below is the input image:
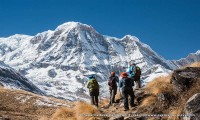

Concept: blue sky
[[0, 0, 199, 60]]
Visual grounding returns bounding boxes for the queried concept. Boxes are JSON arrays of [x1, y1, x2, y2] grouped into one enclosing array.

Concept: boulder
[[171, 67, 200, 93], [156, 92, 176, 109], [48, 69, 57, 78], [184, 93, 200, 120]]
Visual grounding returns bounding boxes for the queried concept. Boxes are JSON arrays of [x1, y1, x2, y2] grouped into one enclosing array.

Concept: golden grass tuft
[[51, 107, 76, 120], [38, 116, 49, 120], [187, 61, 200, 67], [167, 107, 183, 120], [100, 98, 109, 106], [140, 96, 156, 107], [115, 89, 122, 100], [74, 101, 100, 120], [145, 75, 173, 95]]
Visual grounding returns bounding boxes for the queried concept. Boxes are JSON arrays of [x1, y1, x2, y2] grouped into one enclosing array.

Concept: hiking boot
[[131, 104, 137, 107], [124, 108, 129, 111]]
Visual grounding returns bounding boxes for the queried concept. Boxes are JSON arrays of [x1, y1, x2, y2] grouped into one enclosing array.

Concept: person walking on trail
[[108, 72, 119, 105], [119, 72, 135, 111], [128, 63, 141, 89], [86, 75, 99, 107]]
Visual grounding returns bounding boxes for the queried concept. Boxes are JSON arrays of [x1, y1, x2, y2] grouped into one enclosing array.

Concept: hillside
[[0, 87, 70, 120]]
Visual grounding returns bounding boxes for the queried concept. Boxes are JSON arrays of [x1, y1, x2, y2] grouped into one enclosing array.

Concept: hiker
[[86, 75, 99, 107], [108, 72, 119, 105], [119, 72, 135, 111], [128, 63, 141, 89]]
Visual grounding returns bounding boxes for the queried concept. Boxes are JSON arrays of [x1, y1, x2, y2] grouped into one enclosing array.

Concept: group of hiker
[[86, 63, 141, 111]]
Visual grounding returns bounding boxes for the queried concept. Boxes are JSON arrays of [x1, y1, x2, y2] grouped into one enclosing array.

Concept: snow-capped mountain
[[0, 22, 199, 100], [0, 61, 44, 95], [170, 50, 200, 68]]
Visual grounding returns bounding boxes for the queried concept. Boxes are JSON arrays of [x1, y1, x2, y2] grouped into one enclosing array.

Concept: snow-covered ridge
[[169, 50, 200, 68], [0, 34, 32, 39]]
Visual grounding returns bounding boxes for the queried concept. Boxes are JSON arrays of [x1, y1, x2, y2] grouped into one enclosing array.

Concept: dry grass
[[167, 107, 183, 120], [0, 87, 101, 120], [115, 89, 122, 100], [51, 107, 76, 120], [100, 98, 109, 106], [74, 101, 100, 120], [49, 101, 100, 120], [145, 75, 173, 95], [39, 116, 49, 120], [140, 96, 156, 107], [183, 61, 200, 68], [187, 61, 200, 67], [0, 87, 71, 120]]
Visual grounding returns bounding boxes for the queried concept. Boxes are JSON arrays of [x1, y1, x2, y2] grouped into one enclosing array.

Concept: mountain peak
[[195, 50, 200, 55], [122, 35, 139, 42], [55, 21, 91, 31]]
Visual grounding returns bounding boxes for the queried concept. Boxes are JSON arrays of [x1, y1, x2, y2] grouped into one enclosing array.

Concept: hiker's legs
[[138, 77, 141, 88], [110, 89, 115, 104], [122, 89, 129, 110], [112, 87, 117, 103], [128, 89, 135, 107], [135, 76, 141, 89], [109, 88, 112, 104], [90, 96, 95, 105], [94, 95, 98, 107]]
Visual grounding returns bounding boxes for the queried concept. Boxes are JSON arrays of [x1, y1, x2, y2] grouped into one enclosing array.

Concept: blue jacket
[[128, 66, 135, 77]]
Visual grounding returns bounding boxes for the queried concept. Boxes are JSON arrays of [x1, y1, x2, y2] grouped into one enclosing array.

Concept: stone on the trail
[[184, 93, 200, 120]]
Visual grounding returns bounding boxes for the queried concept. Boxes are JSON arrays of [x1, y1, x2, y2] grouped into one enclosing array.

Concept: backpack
[[134, 66, 141, 76], [122, 77, 134, 88], [108, 77, 117, 88], [89, 79, 99, 92]]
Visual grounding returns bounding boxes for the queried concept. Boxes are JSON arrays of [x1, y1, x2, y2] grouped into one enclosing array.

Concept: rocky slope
[[0, 61, 43, 95], [0, 87, 71, 120]]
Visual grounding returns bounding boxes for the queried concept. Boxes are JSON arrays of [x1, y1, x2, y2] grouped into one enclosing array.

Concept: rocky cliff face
[[0, 61, 43, 95], [0, 22, 199, 100]]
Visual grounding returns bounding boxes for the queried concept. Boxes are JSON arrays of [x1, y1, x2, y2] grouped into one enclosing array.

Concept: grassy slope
[[0, 87, 71, 120]]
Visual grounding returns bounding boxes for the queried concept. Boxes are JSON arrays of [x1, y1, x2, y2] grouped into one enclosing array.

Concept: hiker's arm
[[116, 77, 119, 83], [86, 81, 90, 88]]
